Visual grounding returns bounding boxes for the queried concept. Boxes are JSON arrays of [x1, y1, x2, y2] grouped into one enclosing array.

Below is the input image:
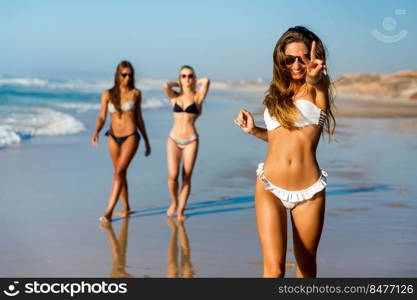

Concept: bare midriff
[[170, 113, 198, 139], [263, 125, 322, 191], [110, 111, 137, 136]]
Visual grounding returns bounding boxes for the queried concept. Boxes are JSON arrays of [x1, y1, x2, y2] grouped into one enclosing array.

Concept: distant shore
[[219, 84, 417, 118], [334, 93, 417, 118], [213, 70, 417, 118]]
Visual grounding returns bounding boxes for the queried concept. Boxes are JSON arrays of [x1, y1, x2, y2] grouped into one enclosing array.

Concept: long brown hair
[[264, 26, 336, 138], [108, 60, 136, 113], [178, 65, 196, 93]]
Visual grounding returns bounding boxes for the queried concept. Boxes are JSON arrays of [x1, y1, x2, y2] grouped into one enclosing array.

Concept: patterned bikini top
[[264, 99, 326, 130], [108, 99, 135, 113]]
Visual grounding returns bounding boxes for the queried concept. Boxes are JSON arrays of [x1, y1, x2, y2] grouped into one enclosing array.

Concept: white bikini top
[[108, 99, 135, 113], [264, 99, 326, 130]]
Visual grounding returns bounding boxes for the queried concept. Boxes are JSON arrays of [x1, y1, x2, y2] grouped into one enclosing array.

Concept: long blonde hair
[[264, 26, 336, 138]]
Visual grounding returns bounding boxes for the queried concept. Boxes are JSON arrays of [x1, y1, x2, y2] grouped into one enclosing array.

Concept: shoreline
[[334, 94, 417, 118]]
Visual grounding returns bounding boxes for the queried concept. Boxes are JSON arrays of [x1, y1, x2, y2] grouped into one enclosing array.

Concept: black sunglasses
[[181, 74, 194, 79], [284, 54, 311, 65], [121, 73, 132, 78]]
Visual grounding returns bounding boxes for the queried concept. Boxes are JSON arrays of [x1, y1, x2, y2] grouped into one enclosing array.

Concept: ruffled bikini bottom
[[256, 162, 328, 209]]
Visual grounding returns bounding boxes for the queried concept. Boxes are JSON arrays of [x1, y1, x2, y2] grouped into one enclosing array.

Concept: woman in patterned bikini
[[92, 61, 151, 224]]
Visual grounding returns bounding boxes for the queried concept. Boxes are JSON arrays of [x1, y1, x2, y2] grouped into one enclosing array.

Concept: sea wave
[[0, 108, 85, 148], [0, 125, 21, 148], [0, 75, 273, 94], [51, 97, 170, 113], [142, 97, 170, 109], [0, 77, 111, 93], [51, 103, 101, 113], [0, 76, 165, 92]]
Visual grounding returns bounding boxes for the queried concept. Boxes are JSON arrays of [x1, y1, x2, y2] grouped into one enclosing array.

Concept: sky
[[1, 0, 416, 80]]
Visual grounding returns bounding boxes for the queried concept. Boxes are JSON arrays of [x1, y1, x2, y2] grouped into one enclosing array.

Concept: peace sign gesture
[[300, 41, 327, 86]]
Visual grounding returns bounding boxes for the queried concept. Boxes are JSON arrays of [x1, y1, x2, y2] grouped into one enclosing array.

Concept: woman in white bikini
[[234, 26, 335, 277], [163, 66, 210, 220], [92, 61, 151, 223]]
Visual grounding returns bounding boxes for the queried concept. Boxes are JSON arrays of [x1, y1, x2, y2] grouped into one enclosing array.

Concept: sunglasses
[[181, 74, 194, 79], [121, 73, 132, 78], [284, 54, 311, 65]]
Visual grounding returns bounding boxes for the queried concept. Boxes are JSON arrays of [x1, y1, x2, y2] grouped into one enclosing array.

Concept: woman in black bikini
[[92, 61, 151, 223], [163, 65, 210, 220]]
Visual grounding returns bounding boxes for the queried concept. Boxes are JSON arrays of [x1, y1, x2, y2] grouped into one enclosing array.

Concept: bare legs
[[100, 135, 138, 223], [255, 177, 325, 278], [255, 178, 288, 277], [166, 138, 182, 217], [291, 191, 325, 278], [166, 138, 198, 220]]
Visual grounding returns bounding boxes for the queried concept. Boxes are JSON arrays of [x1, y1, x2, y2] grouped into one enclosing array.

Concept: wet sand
[[334, 94, 417, 118]]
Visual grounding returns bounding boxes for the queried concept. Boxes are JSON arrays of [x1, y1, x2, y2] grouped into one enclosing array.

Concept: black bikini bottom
[[105, 129, 140, 146]]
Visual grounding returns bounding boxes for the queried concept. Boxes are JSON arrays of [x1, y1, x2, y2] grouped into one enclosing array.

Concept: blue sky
[[1, 0, 416, 80]]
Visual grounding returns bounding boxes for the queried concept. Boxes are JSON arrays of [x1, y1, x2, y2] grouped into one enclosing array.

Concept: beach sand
[[0, 89, 416, 277], [334, 93, 417, 118]]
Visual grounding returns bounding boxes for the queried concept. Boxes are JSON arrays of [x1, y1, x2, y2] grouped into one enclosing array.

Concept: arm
[[234, 109, 268, 142], [196, 77, 210, 103], [310, 75, 330, 110], [135, 90, 151, 156], [249, 126, 268, 142], [163, 82, 180, 99], [300, 40, 329, 110], [91, 90, 109, 147]]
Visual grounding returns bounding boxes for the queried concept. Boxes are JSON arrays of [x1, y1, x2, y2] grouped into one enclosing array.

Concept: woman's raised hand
[[300, 40, 327, 85], [234, 109, 255, 134]]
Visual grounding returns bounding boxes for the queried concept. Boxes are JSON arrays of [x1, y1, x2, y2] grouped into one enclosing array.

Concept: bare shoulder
[[103, 89, 110, 97], [133, 89, 142, 101], [102, 90, 111, 102]]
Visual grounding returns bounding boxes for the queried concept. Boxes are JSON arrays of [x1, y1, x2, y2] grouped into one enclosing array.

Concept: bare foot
[[166, 204, 177, 217], [177, 213, 187, 221], [114, 210, 135, 218], [99, 216, 111, 224]]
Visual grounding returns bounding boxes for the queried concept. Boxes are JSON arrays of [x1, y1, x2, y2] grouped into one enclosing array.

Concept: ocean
[[0, 76, 170, 149]]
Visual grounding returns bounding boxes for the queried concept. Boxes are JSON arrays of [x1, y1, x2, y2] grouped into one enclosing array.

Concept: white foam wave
[[142, 97, 170, 109], [52, 103, 101, 113], [0, 76, 165, 92], [50, 97, 170, 113], [0, 77, 49, 88], [0, 125, 21, 148], [0, 77, 112, 93], [0, 107, 85, 143]]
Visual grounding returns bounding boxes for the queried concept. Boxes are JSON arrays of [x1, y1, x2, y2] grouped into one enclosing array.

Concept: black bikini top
[[173, 102, 199, 114]]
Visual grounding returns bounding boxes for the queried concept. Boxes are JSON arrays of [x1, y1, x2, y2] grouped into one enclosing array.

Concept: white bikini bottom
[[256, 163, 328, 209]]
